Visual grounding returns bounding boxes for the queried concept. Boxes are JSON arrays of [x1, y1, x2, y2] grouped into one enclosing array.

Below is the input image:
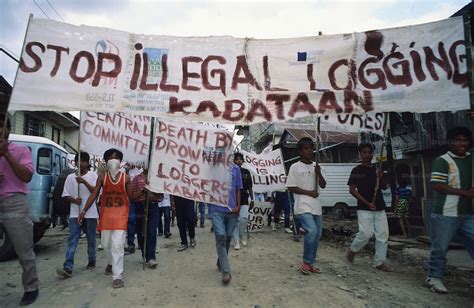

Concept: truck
[[318, 163, 392, 219], [0, 134, 69, 261]]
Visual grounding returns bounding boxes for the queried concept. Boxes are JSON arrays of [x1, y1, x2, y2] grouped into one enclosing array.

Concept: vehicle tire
[[33, 223, 47, 243], [332, 203, 349, 220], [0, 225, 16, 261]]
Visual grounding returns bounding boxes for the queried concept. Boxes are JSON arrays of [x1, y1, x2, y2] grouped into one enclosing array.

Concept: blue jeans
[[136, 202, 159, 262], [297, 213, 323, 265], [428, 214, 474, 279], [211, 211, 237, 274], [274, 191, 291, 228], [127, 202, 137, 247], [158, 206, 171, 235], [64, 218, 96, 271], [199, 202, 206, 226]]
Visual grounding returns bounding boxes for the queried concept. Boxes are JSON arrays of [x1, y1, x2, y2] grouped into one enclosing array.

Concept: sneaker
[[375, 263, 394, 272], [299, 227, 305, 235], [19, 289, 38, 306], [56, 268, 72, 279], [177, 244, 188, 252], [308, 264, 322, 274], [164, 233, 172, 238], [190, 239, 197, 248], [426, 277, 448, 294], [104, 264, 112, 275], [271, 222, 277, 231], [298, 262, 312, 275], [86, 261, 96, 269], [124, 246, 135, 254], [241, 239, 247, 247], [234, 241, 241, 250], [97, 244, 104, 251], [222, 272, 232, 285], [112, 279, 124, 289], [80, 233, 86, 238], [285, 227, 293, 234], [147, 259, 158, 269]]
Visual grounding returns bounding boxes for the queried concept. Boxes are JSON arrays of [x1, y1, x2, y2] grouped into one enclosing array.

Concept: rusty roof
[[284, 128, 358, 144]]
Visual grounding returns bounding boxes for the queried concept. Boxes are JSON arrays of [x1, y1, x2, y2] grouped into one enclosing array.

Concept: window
[[37, 148, 52, 174], [52, 127, 61, 144], [24, 114, 46, 137], [61, 157, 67, 171], [54, 154, 61, 176]]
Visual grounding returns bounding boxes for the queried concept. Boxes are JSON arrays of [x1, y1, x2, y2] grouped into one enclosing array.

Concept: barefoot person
[[56, 152, 98, 278], [346, 143, 393, 272], [427, 127, 474, 294], [287, 137, 326, 275], [0, 115, 39, 306], [79, 148, 132, 289]]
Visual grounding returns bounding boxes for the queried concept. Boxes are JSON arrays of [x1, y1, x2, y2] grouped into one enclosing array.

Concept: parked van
[[319, 163, 392, 219], [0, 134, 69, 261]]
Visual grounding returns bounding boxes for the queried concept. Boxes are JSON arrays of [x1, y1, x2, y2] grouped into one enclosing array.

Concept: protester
[[272, 189, 292, 234], [158, 194, 172, 238], [52, 166, 76, 229], [394, 175, 412, 238], [345, 143, 393, 272], [208, 161, 243, 285], [427, 126, 474, 294], [79, 148, 132, 289], [0, 115, 39, 305], [232, 152, 253, 250], [174, 196, 196, 252], [125, 198, 137, 253], [132, 168, 162, 269], [287, 137, 326, 275], [198, 202, 206, 228], [56, 151, 98, 279]]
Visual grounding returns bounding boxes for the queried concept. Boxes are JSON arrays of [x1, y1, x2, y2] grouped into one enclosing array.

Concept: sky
[[0, 0, 470, 85]]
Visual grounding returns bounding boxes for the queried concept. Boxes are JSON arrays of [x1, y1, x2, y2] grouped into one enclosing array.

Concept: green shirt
[[430, 151, 472, 216]]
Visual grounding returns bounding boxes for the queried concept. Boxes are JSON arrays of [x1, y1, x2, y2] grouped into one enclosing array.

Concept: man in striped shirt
[[427, 126, 474, 294]]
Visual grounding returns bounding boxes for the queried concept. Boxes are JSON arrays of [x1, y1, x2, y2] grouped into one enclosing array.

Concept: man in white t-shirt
[[56, 152, 98, 278], [286, 137, 326, 275]]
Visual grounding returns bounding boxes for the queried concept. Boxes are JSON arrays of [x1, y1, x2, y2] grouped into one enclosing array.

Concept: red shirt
[[98, 172, 129, 230]]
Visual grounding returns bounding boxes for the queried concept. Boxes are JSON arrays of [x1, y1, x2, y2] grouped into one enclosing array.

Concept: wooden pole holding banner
[[371, 113, 389, 205], [142, 117, 155, 270], [76, 116, 81, 207], [314, 116, 321, 193], [1, 14, 33, 141]]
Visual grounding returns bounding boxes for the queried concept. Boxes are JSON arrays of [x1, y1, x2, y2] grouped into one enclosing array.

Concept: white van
[[318, 163, 392, 219]]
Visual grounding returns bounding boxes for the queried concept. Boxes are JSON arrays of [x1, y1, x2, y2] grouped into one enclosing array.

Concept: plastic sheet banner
[[240, 149, 286, 193], [9, 17, 469, 123]]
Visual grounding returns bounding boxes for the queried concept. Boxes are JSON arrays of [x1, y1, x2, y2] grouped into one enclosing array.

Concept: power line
[[47, 0, 65, 22], [33, 0, 50, 19]]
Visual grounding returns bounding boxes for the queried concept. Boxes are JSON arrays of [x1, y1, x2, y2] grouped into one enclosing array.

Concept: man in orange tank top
[[79, 148, 132, 289]]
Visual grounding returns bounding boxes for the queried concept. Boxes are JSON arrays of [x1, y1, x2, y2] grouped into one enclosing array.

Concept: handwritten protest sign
[[148, 118, 235, 206], [240, 149, 286, 193], [9, 17, 469, 123], [319, 112, 385, 136], [80, 112, 151, 167], [247, 201, 273, 232]]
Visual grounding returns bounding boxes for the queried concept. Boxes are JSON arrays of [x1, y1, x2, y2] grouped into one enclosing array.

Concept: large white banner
[[148, 118, 235, 206], [80, 112, 151, 167], [320, 112, 386, 136], [240, 149, 286, 193], [10, 17, 469, 124]]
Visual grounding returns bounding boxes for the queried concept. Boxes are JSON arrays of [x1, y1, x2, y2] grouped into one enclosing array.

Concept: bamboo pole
[[142, 117, 155, 270], [371, 113, 389, 204]]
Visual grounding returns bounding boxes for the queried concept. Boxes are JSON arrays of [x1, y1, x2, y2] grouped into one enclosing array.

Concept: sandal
[[375, 263, 394, 272], [112, 279, 124, 288]]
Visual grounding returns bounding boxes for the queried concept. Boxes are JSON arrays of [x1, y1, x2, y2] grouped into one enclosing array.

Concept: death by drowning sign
[[80, 112, 151, 167], [240, 149, 286, 193], [148, 118, 235, 206], [9, 17, 469, 124]]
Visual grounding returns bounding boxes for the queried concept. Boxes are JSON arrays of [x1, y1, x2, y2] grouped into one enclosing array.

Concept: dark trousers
[[175, 197, 195, 245], [127, 202, 137, 247], [136, 202, 159, 262], [158, 206, 171, 235], [274, 191, 291, 228]]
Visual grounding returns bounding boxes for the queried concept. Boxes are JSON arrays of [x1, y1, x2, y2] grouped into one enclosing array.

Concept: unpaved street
[[1, 221, 473, 307]]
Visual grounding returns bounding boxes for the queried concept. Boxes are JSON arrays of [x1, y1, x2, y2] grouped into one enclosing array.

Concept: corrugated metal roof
[[285, 128, 358, 144]]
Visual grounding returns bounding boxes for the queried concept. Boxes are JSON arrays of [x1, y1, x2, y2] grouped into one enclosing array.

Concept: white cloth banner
[[247, 201, 273, 232], [10, 17, 469, 124], [320, 112, 385, 136], [80, 112, 151, 167], [240, 149, 286, 193], [148, 118, 234, 206]]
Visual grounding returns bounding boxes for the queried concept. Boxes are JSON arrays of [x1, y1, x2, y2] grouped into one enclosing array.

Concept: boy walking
[[79, 148, 132, 288], [427, 127, 474, 293], [346, 143, 393, 272], [57, 152, 98, 278], [287, 137, 326, 275]]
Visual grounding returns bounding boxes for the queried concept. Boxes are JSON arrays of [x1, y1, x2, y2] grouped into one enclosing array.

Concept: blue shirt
[[208, 163, 243, 215], [395, 186, 412, 200]]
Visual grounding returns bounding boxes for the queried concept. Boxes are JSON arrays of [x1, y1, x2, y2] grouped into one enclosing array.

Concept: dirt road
[[1, 222, 473, 307]]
